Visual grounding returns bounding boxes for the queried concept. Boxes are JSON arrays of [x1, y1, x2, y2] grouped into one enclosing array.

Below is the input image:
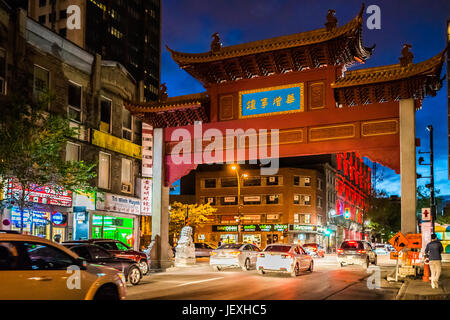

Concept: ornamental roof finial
[[210, 32, 222, 53], [325, 9, 338, 32], [399, 44, 414, 67], [159, 83, 168, 101]]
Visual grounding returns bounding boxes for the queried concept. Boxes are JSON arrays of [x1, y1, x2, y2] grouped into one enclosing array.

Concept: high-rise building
[[27, 0, 161, 101]]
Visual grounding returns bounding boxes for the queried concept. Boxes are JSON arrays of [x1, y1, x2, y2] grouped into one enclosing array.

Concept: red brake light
[[281, 253, 293, 259], [337, 248, 344, 254], [258, 253, 265, 258], [357, 250, 366, 254]]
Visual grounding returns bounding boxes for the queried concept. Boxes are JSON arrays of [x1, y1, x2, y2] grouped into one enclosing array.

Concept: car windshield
[[303, 244, 316, 247], [264, 245, 291, 252], [218, 244, 242, 250], [341, 241, 364, 250]]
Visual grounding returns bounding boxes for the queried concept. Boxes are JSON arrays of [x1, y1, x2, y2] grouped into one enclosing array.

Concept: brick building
[[0, 6, 147, 249]]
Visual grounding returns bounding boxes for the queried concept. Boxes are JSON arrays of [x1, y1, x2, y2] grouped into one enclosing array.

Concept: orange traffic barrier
[[423, 260, 430, 282]]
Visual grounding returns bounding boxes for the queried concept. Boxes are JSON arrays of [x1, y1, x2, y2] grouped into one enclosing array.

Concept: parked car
[[210, 243, 261, 271], [195, 242, 216, 257], [63, 243, 142, 285], [337, 240, 377, 268], [303, 243, 325, 258], [386, 244, 396, 252], [256, 244, 313, 277], [0, 233, 127, 300], [373, 244, 389, 255], [63, 239, 149, 275]]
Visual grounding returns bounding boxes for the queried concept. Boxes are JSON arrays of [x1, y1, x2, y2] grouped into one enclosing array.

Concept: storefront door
[[220, 234, 237, 244], [243, 234, 261, 247]]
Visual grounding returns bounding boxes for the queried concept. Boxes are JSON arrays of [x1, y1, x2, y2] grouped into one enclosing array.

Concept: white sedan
[[210, 243, 261, 271], [256, 244, 313, 277]]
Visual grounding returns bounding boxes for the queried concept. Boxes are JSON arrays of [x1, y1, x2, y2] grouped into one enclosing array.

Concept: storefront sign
[[240, 83, 304, 118], [96, 193, 141, 215], [7, 181, 72, 207], [213, 225, 238, 232], [52, 212, 66, 226], [11, 207, 49, 228], [141, 123, 153, 177], [258, 224, 273, 232], [289, 224, 317, 232], [92, 129, 142, 159], [141, 178, 152, 216], [243, 224, 258, 232], [273, 224, 288, 232]]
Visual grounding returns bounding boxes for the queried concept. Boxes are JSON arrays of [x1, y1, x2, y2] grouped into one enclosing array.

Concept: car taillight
[[313, 248, 317, 251], [337, 249, 344, 254], [210, 251, 217, 256], [357, 250, 366, 254], [281, 253, 292, 259], [230, 251, 241, 256], [258, 253, 265, 258]]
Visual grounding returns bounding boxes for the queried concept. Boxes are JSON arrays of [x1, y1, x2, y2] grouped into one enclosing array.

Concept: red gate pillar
[[399, 98, 417, 234]]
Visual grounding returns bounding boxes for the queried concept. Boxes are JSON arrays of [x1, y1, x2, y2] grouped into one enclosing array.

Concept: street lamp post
[[231, 165, 247, 243]]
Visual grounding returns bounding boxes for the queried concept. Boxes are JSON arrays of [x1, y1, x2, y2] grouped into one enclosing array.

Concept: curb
[[395, 280, 409, 300]]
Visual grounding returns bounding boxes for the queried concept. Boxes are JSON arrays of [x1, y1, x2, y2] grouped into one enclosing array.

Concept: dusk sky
[[161, 0, 450, 197]]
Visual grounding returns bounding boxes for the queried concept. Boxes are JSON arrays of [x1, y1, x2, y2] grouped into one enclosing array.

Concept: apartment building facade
[[0, 6, 146, 249], [194, 167, 328, 249], [27, 0, 161, 101]]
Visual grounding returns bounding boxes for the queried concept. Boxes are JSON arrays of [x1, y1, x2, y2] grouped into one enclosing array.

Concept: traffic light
[[344, 208, 351, 220]]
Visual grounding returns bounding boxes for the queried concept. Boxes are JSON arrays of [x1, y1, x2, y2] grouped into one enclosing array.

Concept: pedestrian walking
[[425, 233, 444, 289]]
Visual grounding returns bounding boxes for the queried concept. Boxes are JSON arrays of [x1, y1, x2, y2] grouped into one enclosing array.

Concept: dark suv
[[63, 239, 149, 275], [337, 240, 377, 268]]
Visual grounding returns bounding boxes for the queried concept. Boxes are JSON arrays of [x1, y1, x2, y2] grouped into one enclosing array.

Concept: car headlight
[[118, 272, 126, 285]]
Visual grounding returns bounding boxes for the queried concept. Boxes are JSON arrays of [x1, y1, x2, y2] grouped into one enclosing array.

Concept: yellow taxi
[[0, 232, 127, 300]]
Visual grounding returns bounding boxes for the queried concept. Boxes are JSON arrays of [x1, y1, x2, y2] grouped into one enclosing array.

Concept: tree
[[366, 190, 401, 242], [169, 201, 217, 244], [0, 92, 97, 233]]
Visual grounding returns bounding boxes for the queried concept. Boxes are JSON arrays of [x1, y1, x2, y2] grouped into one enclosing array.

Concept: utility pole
[[427, 125, 436, 233]]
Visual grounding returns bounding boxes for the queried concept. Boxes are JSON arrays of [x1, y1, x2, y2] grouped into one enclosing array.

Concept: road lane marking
[[174, 277, 224, 287]]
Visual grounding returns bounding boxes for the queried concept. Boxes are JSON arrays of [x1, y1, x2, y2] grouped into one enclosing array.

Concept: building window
[[49, 12, 56, 23], [100, 98, 112, 133], [0, 49, 5, 95], [59, 28, 67, 38], [294, 194, 311, 205], [266, 195, 279, 204], [294, 176, 311, 187], [204, 179, 216, 188], [266, 214, 279, 222], [220, 196, 237, 206], [204, 197, 216, 206], [68, 82, 82, 122], [266, 176, 279, 186], [294, 214, 311, 224], [243, 196, 261, 205], [33, 65, 49, 102], [59, 10, 67, 19], [98, 152, 111, 189], [121, 158, 132, 193], [122, 106, 132, 140], [243, 177, 261, 187], [317, 215, 322, 225], [317, 197, 323, 208], [221, 178, 237, 188], [317, 178, 323, 190], [38, 15, 46, 24], [39, 0, 46, 7], [65, 142, 80, 162]]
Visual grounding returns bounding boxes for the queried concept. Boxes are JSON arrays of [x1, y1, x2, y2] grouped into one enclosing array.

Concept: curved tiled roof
[[331, 48, 447, 88], [167, 5, 368, 66], [126, 92, 209, 114]]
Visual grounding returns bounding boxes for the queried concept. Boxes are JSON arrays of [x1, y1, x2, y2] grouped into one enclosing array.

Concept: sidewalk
[[396, 263, 450, 300]]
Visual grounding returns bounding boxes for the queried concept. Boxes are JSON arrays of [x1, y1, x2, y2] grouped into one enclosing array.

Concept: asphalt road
[[127, 255, 402, 300]]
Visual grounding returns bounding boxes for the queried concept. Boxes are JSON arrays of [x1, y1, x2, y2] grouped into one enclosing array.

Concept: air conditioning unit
[[121, 183, 131, 193]]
